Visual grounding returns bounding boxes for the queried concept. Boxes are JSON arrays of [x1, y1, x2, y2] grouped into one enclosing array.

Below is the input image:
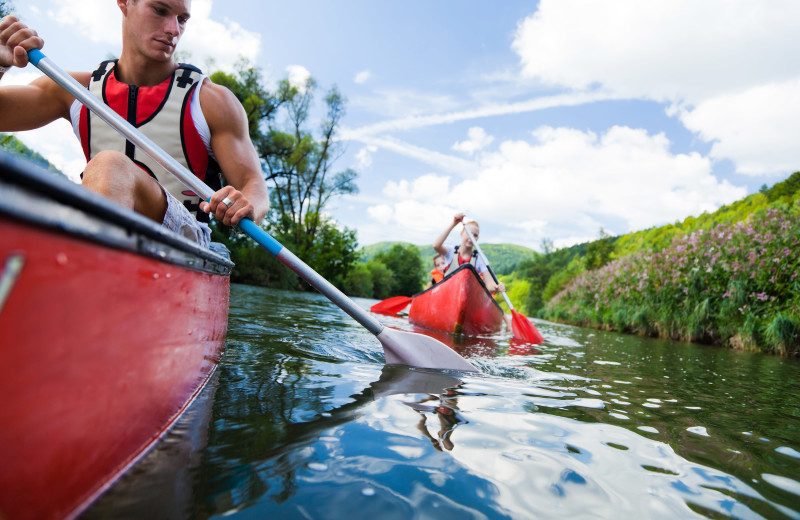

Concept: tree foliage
[[207, 64, 360, 291], [0, 0, 13, 17], [374, 244, 425, 296], [261, 78, 358, 263]]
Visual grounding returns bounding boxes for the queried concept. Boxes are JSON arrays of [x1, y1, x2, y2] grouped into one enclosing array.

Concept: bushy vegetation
[[343, 243, 424, 299], [543, 201, 800, 355]]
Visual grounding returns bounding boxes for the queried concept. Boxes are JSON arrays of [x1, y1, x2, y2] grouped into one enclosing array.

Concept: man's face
[[121, 0, 191, 61], [461, 224, 479, 247]]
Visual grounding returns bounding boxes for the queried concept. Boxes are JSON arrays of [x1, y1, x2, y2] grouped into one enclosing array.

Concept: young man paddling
[[433, 212, 506, 294], [0, 0, 268, 246]]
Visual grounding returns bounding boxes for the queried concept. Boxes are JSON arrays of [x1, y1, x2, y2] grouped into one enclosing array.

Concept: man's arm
[[433, 211, 465, 256], [199, 79, 269, 227], [0, 16, 80, 131]]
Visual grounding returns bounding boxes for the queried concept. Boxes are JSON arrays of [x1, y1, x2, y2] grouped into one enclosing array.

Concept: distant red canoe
[[408, 264, 504, 336], [0, 152, 232, 520]]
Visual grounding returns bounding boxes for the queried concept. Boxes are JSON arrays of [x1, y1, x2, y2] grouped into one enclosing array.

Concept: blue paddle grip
[[27, 48, 45, 66], [237, 218, 283, 256]]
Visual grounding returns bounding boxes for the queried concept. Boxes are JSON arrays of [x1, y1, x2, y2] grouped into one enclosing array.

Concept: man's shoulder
[[198, 80, 245, 131]]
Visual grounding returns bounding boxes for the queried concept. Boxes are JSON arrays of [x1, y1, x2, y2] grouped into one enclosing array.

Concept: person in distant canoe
[[432, 212, 506, 294], [425, 254, 447, 289], [0, 0, 268, 247]]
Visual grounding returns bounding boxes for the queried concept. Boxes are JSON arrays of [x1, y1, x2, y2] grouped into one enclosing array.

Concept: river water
[[86, 284, 800, 519]]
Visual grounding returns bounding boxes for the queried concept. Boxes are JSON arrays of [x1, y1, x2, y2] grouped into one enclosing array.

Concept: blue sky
[[7, 1, 800, 250]]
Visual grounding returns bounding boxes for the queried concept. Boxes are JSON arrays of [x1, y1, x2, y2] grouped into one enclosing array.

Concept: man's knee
[[83, 151, 132, 190]]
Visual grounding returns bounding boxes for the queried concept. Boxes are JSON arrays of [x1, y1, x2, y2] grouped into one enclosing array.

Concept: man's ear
[[117, 0, 129, 16]]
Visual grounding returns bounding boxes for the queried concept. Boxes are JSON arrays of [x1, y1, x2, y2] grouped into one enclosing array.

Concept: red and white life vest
[[77, 60, 222, 221], [444, 245, 478, 274]]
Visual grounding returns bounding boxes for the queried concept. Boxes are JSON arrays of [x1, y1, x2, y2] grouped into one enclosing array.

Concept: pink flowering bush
[[544, 201, 800, 355]]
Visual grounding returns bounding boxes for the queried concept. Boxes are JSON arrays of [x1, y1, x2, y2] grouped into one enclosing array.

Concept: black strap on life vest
[[444, 245, 477, 274]]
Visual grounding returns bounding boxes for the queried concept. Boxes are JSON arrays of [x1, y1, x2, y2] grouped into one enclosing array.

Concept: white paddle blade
[[377, 328, 478, 372]]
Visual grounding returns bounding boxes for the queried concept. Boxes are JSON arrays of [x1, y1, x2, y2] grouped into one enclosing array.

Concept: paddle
[[27, 49, 477, 372], [370, 295, 411, 315], [460, 219, 544, 344]]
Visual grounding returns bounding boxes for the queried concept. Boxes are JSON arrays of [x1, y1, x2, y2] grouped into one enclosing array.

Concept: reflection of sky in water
[[86, 285, 800, 519]]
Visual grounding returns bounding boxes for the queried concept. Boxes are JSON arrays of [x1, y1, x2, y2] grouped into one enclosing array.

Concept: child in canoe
[[425, 254, 447, 289], [432, 212, 505, 294]]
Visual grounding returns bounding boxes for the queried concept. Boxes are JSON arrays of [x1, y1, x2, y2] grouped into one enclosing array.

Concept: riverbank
[[542, 201, 800, 355]]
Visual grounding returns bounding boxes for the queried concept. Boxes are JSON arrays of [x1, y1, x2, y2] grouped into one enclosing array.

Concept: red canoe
[[408, 264, 504, 336], [0, 152, 232, 520]]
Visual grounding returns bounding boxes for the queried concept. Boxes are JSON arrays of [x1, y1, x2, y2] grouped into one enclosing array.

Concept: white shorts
[[161, 187, 211, 247]]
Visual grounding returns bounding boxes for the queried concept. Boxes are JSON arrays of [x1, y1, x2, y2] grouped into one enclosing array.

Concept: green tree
[[584, 227, 614, 269], [343, 263, 373, 298], [374, 244, 424, 296], [303, 217, 359, 289], [261, 78, 358, 263], [207, 65, 361, 291], [0, 0, 13, 17], [367, 261, 395, 299]]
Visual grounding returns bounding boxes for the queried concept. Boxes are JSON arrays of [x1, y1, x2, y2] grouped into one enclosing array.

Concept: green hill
[[359, 241, 537, 274]]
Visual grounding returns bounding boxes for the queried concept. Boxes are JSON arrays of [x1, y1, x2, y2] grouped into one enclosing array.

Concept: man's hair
[[463, 218, 480, 230]]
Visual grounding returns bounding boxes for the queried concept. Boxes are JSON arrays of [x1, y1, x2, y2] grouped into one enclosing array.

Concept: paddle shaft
[[28, 49, 385, 337], [460, 221, 516, 311]]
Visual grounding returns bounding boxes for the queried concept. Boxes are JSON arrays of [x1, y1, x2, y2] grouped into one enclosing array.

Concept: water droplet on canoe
[[55, 253, 68, 265]]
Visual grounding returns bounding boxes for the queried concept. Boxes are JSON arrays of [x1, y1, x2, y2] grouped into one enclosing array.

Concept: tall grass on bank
[[543, 201, 800, 355]]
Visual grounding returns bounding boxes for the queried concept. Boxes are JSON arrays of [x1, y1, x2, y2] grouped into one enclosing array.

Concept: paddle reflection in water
[[83, 284, 800, 519]]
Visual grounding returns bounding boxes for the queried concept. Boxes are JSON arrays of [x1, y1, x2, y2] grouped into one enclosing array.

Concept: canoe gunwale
[[0, 151, 233, 275], [413, 263, 503, 313]]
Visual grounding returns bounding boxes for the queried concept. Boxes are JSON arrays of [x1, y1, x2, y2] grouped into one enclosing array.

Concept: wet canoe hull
[[0, 152, 232, 520], [408, 264, 504, 336]]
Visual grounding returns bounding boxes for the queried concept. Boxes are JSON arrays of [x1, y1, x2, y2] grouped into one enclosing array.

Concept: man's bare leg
[[81, 150, 167, 223]]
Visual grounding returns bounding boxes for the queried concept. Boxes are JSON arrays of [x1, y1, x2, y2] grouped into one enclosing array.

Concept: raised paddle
[[460, 219, 545, 344], [27, 49, 477, 372], [370, 295, 412, 315]]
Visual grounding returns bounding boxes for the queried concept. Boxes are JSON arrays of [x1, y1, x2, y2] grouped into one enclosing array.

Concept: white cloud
[[513, 0, 800, 103], [679, 79, 800, 176], [366, 204, 393, 224], [343, 90, 615, 139], [349, 88, 462, 120], [512, 0, 800, 176], [348, 135, 476, 176], [355, 145, 377, 169], [3, 69, 85, 181], [354, 70, 371, 84], [286, 65, 311, 92], [13, 120, 86, 182], [181, 0, 260, 70], [452, 127, 494, 155], [365, 125, 746, 248], [382, 174, 450, 203], [48, 0, 121, 46]]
